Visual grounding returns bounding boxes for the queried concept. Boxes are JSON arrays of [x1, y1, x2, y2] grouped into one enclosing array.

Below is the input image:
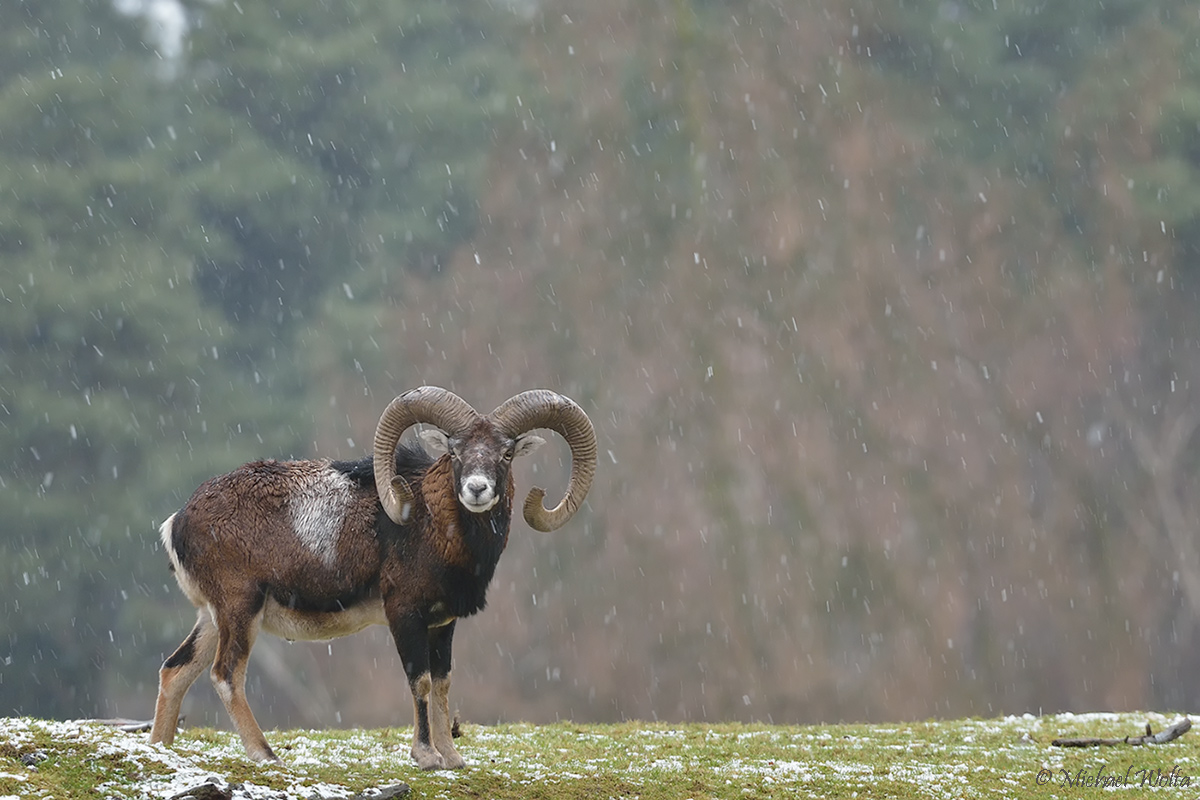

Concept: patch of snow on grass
[[0, 718, 370, 800]]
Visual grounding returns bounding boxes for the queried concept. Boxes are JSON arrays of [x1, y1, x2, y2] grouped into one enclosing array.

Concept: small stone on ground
[[169, 777, 233, 800], [349, 783, 411, 800]]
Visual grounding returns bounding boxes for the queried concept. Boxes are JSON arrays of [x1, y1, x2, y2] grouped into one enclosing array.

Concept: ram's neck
[[417, 456, 512, 572]]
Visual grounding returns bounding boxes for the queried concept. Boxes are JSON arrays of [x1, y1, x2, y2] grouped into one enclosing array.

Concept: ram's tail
[[158, 512, 179, 570]]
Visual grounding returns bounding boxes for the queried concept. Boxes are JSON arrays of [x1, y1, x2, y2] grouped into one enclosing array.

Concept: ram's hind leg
[[151, 610, 218, 747], [211, 597, 278, 762], [429, 622, 464, 768]]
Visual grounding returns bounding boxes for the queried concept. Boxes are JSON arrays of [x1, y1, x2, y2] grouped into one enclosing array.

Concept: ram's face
[[421, 420, 545, 514], [449, 422, 512, 513]]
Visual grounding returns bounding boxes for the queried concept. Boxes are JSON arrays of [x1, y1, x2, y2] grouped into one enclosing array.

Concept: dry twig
[[1051, 718, 1191, 747]]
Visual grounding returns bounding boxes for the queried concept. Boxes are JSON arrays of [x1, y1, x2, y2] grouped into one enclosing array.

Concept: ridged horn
[[489, 390, 597, 532], [373, 386, 480, 524]]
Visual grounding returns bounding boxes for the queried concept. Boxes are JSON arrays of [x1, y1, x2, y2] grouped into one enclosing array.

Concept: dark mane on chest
[[449, 503, 512, 615]]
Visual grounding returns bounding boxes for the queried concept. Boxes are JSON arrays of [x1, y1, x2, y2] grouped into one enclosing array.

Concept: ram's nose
[[460, 476, 497, 511]]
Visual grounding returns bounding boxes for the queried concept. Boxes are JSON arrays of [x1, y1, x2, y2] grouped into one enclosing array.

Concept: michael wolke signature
[[1036, 763, 1192, 789]]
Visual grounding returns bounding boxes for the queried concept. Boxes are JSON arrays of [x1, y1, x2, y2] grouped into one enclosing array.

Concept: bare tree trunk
[[1113, 396, 1200, 619], [252, 639, 338, 727]]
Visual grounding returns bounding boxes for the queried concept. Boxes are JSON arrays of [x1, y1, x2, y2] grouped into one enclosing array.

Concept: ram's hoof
[[411, 745, 445, 771]]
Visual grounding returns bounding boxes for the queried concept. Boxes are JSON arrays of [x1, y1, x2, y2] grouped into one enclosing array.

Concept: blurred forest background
[[4, 0, 1200, 730]]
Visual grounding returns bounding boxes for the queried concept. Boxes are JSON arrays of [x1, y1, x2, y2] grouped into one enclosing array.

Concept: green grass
[[0, 712, 1197, 799]]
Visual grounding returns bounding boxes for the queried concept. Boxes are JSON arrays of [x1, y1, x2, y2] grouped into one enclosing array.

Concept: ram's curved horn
[[489, 390, 597, 532], [373, 387, 480, 524]]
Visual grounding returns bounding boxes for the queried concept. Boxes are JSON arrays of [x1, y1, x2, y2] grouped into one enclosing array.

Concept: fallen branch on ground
[[81, 718, 161, 733], [1051, 717, 1191, 747]]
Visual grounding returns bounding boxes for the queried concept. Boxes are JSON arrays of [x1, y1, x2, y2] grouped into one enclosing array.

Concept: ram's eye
[[502, 448, 514, 461]]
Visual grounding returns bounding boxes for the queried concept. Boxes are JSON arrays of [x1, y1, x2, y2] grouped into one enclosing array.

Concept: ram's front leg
[[408, 671, 443, 770], [389, 616, 444, 770], [429, 621, 464, 769]]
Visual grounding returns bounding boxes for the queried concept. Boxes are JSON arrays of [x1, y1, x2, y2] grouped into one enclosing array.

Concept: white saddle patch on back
[[289, 468, 353, 565]]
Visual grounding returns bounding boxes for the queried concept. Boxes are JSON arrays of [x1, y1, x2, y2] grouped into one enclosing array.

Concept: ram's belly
[[261, 595, 386, 641]]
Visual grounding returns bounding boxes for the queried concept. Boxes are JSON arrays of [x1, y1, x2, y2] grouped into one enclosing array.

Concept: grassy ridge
[[0, 712, 1196, 799]]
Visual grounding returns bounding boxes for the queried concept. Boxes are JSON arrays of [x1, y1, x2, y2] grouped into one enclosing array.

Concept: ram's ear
[[514, 433, 546, 458], [419, 428, 450, 455]]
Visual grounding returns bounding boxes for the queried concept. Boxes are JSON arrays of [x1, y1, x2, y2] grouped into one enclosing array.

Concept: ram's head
[[372, 386, 597, 530]]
